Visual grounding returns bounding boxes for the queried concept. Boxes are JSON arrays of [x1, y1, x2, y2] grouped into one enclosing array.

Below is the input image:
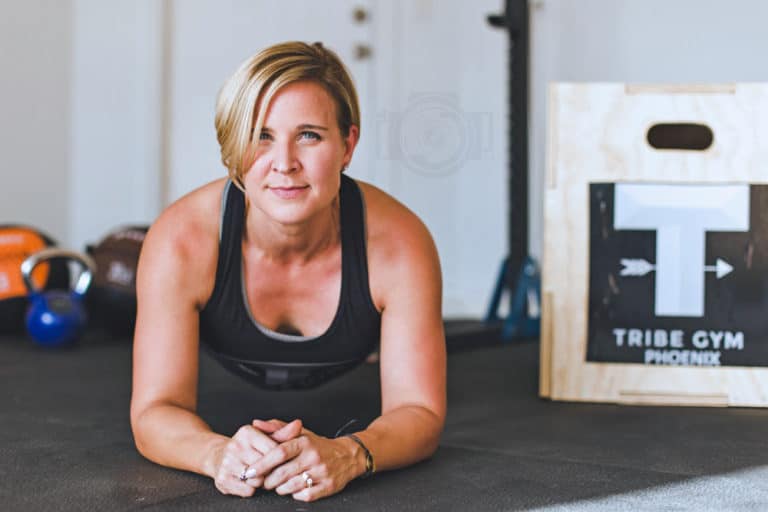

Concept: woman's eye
[[299, 131, 321, 141], [259, 132, 272, 141]]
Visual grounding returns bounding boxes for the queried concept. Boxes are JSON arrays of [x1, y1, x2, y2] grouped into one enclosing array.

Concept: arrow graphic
[[620, 258, 734, 279], [704, 258, 734, 279], [619, 258, 655, 277]]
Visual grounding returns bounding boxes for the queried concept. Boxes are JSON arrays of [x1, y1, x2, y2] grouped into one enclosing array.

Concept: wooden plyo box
[[541, 83, 768, 406]]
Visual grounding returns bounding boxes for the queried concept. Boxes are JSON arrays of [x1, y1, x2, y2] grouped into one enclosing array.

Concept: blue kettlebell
[[21, 248, 96, 347]]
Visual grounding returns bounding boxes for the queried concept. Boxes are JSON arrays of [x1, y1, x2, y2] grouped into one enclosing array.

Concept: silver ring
[[239, 467, 248, 482], [302, 471, 313, 488]]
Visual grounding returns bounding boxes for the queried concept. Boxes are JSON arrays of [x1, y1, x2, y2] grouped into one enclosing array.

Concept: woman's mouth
[[269, 185, 309, 199]]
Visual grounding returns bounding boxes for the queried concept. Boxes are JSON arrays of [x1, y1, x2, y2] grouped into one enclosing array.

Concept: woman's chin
[[262, 205, 315, 227], [250, 192, 334, 227]]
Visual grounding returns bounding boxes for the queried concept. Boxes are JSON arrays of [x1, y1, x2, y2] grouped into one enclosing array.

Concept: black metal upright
[[488, 0, 530, 294]]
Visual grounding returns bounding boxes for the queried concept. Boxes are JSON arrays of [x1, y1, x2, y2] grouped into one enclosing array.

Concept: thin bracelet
[[345, 433, 375, 478], [334, 418, 359, 438]]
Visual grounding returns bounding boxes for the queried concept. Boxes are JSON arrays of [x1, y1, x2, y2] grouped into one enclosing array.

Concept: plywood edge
[[625, 83, 737, 95], [549, 386, 731, 407], [549, 367, 768, 407], [546, 83, 559, 190], [539, 292, 554, 398], [549, 362, 768, 407], [547, 392, 730, 407], [617, 390, 729, 407]]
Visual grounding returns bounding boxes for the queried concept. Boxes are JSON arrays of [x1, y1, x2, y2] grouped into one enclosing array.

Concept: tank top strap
[[339, 174, 378, 317], [208, 180, 244, 307]]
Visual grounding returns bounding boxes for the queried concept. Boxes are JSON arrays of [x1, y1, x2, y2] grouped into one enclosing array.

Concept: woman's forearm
[[131, 404, 228, 477], [349, 405, 444, 474]]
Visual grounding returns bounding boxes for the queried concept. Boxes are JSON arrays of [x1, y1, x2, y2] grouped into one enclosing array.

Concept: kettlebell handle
[[20, 248, 96, 297]]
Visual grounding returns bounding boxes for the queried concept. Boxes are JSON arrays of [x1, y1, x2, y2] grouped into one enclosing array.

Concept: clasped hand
[[212, 418, 361, 502]]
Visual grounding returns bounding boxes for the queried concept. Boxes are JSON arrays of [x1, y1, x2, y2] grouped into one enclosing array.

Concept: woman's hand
[[210, 419, 303, 497], [249, 421, 363, 502]]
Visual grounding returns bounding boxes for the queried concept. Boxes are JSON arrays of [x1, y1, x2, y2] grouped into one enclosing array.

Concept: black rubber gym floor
[[3, 324, 768, 511]]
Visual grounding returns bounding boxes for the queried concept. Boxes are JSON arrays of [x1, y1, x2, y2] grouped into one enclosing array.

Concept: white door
[[168, 0, 374, 200], [169, 0, 509, 317], [367, 0, 508, 316]]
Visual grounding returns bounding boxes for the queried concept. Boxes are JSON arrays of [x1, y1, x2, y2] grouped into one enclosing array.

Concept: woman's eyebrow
[[297, 123, 329, 131], [260, 124, 329, 132]]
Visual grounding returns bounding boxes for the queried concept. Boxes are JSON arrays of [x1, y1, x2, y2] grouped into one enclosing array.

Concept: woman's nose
[[271, 141, 298, 174]]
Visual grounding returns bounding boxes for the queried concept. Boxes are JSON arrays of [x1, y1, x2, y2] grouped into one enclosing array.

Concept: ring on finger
[[239, 466, 249, 482], [302, 471, 314, 488]]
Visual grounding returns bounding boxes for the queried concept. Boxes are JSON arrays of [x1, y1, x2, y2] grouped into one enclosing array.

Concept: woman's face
[[243, 80, 358, 227]]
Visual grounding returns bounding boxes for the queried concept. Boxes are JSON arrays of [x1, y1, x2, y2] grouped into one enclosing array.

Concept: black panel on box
[[587, 183, 768, 367]]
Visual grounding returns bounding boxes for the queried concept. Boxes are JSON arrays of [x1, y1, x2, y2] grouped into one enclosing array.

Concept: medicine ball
[[85, 225, 149, 336], [0, 225, 70, 334]]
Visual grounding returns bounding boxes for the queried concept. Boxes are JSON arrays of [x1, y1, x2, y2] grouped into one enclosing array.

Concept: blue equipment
[[21, 249, 95, 347], [485, 255, 541, 341]]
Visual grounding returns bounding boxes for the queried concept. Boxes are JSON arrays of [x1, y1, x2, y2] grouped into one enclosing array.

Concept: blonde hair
[[214, 41, 360, 189]]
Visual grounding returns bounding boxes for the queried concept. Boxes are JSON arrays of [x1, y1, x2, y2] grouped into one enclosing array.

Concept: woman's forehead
[[261, 81, 337, 125]]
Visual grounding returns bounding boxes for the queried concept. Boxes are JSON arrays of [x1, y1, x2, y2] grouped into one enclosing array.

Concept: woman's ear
[[342, 125, 360, 165]]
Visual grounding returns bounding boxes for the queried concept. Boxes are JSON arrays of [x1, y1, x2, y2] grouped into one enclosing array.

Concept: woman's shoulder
[[353, 178, 441, 312], [138, 179, 228, 297], [148, 178, 227, 250], [354, 179, 439, 269]]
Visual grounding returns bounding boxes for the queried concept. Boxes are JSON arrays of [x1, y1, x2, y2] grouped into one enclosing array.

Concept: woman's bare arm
[[129, 204, 227, 477], [351, 193, 447, 472], [246, 184, 447, 502], [130, 192, 303, 499]]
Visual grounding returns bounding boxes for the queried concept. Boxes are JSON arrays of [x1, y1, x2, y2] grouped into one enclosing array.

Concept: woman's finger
[[270, 419, 303, 442], [228, 426, 282, 486], [247, 436, 305, 478], [263, 457, 307, 490], [252, 418, 306, 443], [224, 473, 259, 497], [214, 449, 259, 497], [234, 435, 267, 467], [234, 425, 279, 456], [292, 478, 337, 503], [239, 467, 265, 488], [275, 470, 315, 496], [252, 419, 284, 433]]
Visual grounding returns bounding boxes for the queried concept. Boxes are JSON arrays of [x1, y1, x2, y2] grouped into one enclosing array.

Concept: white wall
[[370, 0, 508, 315], [167, 0, 508, 316], [69, 0, 163, 250], [8, 0, 765, 315], [166, 0, 374, 201], [1, 0, 506, 317], [529, 0, 768, 260], [0, 1, 73, 243], [0, 0, 164, 250]]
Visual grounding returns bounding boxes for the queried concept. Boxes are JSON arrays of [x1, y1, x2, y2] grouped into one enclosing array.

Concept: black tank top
[[199, 175, 381, 390]]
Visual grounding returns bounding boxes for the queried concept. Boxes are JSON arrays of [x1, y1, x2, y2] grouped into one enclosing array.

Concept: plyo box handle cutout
[[646, 123, 714, 151]]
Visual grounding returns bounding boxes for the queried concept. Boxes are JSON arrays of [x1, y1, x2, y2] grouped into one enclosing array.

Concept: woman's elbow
[[129, 403, 157, 459], [130, 413, 149, 457], [421, 407, 446, 458]]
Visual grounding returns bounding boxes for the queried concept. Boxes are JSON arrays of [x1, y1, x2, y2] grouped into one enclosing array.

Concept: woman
[[130, 41, 446, 502]]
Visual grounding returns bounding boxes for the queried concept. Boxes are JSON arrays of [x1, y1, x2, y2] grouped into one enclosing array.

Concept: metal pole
[[488, 0, 530, 293]]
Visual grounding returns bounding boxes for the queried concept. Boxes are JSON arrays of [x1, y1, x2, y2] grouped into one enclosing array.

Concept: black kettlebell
[[21, 248, 96, 347]]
